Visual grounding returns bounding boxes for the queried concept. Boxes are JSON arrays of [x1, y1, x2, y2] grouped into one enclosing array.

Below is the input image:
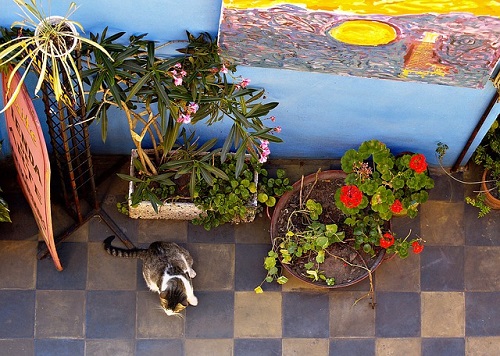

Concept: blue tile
[[234, 215, 273, 244], [187, 223, 235, 243], [283, 292, 329, 338], [421, 246, 464, 291], [428, 172, 464, 202], [391, 213, 420, 238], [0, 291, 35, 338], [35, 339, 84, 356], [234, 339, 281, 356], [86, 291, 136, 339], [36, 243, 87, 290], [185, 291, 234, 338], [136, 339, 183, 356], [235, 244, 281, 291], [375, 292, 420, 337], [0, 193, 39, 241], [0, 339, 34, 355], [465, 205, 500, 246], [329, 338, 375, 356], [466, 292, 500, 336], [422, 338, 465, 356]]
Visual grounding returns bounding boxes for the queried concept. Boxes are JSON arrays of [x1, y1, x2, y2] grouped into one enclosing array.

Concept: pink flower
[[274, 126, 281, 133], [259, 140, 270, 163], [174, 63, 182, 69], [177, 113, 191, 124], [180, 70, 187, 77], [174, 76, 183, 86], [187, 102, 199, 114], [240, 78, 250, 88], [220, 64, 228, 74], [270, 116, 276, 122]]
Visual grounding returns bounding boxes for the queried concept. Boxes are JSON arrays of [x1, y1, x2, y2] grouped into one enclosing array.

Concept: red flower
[[409, 154, 428, 173], [340, 185, 363, 209], [412, 241, 424, 254], [390, 199, 403, 214], [380, 233, 395, 249]]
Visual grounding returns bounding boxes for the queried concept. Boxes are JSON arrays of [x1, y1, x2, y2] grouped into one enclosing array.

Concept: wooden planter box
[[127, 149, 258, 222]]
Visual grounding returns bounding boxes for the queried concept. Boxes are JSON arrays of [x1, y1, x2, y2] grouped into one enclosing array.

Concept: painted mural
[[219, 1, 500, 88]]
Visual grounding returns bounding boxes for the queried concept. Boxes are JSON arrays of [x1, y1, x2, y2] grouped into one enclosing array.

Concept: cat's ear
[[181, 299, 189, 307]]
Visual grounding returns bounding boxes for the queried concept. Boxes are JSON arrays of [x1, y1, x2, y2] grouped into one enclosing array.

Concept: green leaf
[[306, 270, 319, 281], [316, 236, 329, 249], [316, 250, 325, 263], [116, 173, 143, 183], [258, 193, 269, 203], [265, 196, 276, 207], [276, 276, 288, 284], [264, 256, 276, 270]]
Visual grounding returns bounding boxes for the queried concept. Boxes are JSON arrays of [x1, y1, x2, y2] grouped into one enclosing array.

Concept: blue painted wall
[[1, 0, 499, 167]]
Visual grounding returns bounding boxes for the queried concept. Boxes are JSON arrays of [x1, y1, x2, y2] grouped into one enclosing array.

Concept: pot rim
[[34, 15, 79, 57]]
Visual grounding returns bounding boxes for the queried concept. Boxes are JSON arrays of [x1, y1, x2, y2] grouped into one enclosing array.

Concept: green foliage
[[474, 119, 500, 197], [118, 145, 292, 230], [257, 168, 292, 207], [466, 194, 491, 218], [336, 139, 434, 258], [82, 29, 281, 191], [438, 119, 500, 217], [0, 1, 112, 113], [0, 195, 11, 223], [81, 29, 282, 212], [192, 155, 259, 230], [260, 198, 345, 288], [192, 157, 292, 230]]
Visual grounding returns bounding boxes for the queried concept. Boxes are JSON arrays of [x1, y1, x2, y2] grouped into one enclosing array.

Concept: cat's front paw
[[188, 295, 198, 306]]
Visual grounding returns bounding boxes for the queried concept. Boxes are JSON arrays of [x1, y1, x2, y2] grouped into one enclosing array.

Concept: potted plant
[[450, 119, 500, 216], [257, 140, 434, 293], [335, 139, 434, 254], [436, 119, 500, 217], [82, 30, 284, 225], [0, 0, 112, 113], [473, 118, 500, 211]]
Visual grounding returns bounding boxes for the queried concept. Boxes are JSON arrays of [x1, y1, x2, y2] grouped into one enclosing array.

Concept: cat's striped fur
[[103, 236, 197, 315]]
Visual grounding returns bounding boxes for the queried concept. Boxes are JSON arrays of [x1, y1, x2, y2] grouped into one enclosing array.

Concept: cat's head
[[159, 277, 197, 316]]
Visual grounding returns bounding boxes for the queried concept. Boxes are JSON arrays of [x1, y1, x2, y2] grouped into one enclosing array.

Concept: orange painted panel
[[2, 70, 62, 271]]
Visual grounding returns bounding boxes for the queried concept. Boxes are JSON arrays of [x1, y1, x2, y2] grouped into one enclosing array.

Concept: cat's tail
[[103, 236, 146, 259]]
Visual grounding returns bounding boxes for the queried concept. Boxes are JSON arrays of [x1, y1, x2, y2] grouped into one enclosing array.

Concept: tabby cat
[[103, 236, 198, 315]]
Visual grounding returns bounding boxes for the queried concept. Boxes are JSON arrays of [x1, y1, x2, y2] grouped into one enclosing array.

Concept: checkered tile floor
[[1, 157, 500, 355]]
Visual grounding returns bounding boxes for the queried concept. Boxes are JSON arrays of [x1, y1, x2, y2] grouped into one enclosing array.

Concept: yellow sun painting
[[329, 20, 398, 46], [220, 0, 500, 88]]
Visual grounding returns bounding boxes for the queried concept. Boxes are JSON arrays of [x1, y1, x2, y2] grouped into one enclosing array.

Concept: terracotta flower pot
[[481, 170, 500, 210], [270, 170, 386, 288]]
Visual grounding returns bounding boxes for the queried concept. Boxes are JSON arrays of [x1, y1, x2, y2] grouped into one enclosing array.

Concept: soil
[[272, 174, 384, 288]]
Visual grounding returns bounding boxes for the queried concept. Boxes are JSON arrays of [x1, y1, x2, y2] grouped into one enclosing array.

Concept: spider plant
[[0, 0, 112, 113]]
